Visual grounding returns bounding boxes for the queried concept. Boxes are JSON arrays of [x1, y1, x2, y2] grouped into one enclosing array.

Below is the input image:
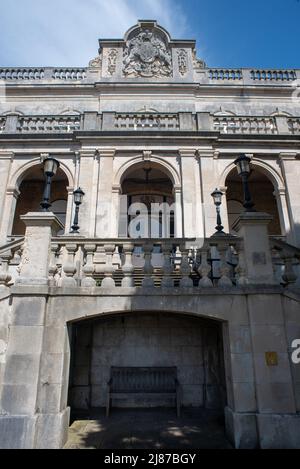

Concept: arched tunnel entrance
[[65, 312, 230, 449]]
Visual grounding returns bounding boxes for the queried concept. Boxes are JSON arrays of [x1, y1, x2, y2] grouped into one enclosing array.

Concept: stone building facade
[[0, 20, 300, 449]]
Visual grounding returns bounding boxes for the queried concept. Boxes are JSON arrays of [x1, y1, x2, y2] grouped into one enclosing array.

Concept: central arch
[[67, 310, 227, 418], [117, 158, 180, 238]]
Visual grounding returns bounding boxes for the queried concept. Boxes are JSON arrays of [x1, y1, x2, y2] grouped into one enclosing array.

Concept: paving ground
[[64, 408, 233, 449]]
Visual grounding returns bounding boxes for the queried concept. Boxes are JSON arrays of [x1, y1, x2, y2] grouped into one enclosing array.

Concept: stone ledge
[[10, 285, 285, 297]]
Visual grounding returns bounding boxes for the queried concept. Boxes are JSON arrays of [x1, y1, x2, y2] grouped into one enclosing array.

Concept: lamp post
[[71, 188, 85, 233], [40, 157, 60, 212], [234, 154, 256, 212], [211, 188, 226, 236]]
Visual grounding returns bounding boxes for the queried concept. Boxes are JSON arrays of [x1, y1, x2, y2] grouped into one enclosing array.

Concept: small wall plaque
[[265, 352, 278, 366]]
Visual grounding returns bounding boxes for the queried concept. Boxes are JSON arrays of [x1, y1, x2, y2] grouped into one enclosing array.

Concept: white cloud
[[0, 0, 188, 66]]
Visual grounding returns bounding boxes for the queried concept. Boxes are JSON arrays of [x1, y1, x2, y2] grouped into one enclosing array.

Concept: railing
[[0, 237, 24, 287], [0, 68, 45, 80], [51, 68, 87, 80], [2, 236, 300, 289], [287, 118, 300, 135], [0, 117, 6, 133], [44, 237, 242, 289], [213, 116, 277, 134], [0, 67, 87, 81], [114, 113, 180, 131], [250, 70, 296, 82], [0, 112, 299, 135], [271, 238, 300, 286], [209, 69, 242, 80], [0, 67, 298, 86], [16, 115, 82, 133]]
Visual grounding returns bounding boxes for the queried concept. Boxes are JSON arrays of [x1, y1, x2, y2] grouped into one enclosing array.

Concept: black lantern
[[234, 154, 256, 212], [71, 188, 85, 233], [211, 188, 226, 236], [40, 157, 60, 212]]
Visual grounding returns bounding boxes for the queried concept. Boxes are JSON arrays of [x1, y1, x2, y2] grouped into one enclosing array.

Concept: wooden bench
[[106, 367, 181, 417]]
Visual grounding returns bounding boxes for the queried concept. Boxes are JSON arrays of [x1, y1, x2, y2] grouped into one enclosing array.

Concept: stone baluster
[[142, 244, 154, 288], [281, 255, 297, 286], [0, 252, 12, 288], [161, 243, 174, 288], [217, 244, 233, 287], [62, 244, 77, 287], [81, 244, 96, 287], [180, 247, 193, 288], [235, 246, 248, 286], [101, 244, 116, 288], [121, 243, 135, 287], [198, 249, 213, 288], [112, 246, 122, 271], [48, 243, 59, 287]]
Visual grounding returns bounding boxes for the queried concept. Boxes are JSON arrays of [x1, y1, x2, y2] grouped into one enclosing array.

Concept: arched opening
[[66, 311, 228, 448], [11, 164, 68, 236], [119, 162, 176, 239], [226, 166, 282, 235]]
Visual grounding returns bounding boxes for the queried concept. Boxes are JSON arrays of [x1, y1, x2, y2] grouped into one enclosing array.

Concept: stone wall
[[69, 313, 225, 411]]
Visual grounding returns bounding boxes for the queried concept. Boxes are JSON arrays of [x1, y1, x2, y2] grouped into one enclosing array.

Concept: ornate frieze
[[107, 49, 118, 75], [177, 49, 188, 76], [123, 29, 172, 78]]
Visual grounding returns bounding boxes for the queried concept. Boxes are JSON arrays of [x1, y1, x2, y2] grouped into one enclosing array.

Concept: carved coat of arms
[[123, 29, 172, 78]]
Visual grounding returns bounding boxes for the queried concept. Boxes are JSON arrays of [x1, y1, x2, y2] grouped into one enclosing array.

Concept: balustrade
[[16, 115, 82, 133], [250, 69, 296, 81], [2, 236, 300, 289], [209, 69, 242, 80], [114, 113, 180, 130], [213, 116, 277, 135], [287, 118, 300, 135], [0, 68, 45, 80]]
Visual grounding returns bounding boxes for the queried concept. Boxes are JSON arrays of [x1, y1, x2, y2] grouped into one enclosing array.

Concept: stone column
[[0, 152, 13, 236], [76, 150, 97, 237], [17, 213, 63, 286], [274, 188, 291, 239], [174, 186, 183, 238], [65, 187, 74, 234], [197, 149, 220, 237], [0, 187, 20, 245], [0, 212, 66, 449], [179, 148, 198, 238], [96, 149, 116, 238], [278, 153, 300, 246], [233, 212, 275, 285]]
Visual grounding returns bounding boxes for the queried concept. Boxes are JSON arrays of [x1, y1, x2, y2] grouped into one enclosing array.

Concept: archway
[[225, 166, 282, 235], [11, 163, 68, 236], [119, 162, 176, 238], [66, 311, 228, 448]]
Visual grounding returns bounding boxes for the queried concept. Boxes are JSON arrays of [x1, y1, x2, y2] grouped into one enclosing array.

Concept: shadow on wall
[[65, 408, 232, 450]]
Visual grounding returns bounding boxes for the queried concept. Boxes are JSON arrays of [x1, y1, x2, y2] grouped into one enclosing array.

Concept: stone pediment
[[123, 22, 172, 78], [97, 20, 201, 81]]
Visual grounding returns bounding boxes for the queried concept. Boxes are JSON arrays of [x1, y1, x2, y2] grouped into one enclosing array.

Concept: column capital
[[78, 149, 98, 158], [0, 151, 14, 160], [278, 152, 298, 161], [196, 149, 215, 158], [6, 186, 20, 198], [178, 148, 197, 158], [97, 148, 116, 158], [112, 184, 121, 194]]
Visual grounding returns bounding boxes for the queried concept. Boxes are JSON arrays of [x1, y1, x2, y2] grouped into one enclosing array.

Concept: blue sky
[[0, 0, 299, 68]]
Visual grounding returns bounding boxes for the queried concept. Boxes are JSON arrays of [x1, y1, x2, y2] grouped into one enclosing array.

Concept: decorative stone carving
[[107, 49, 118, 75], [192, 49, 206, 70], [88, 55, 102, 69], [177, 49, 188, 76], [123, 29, 172, 78]]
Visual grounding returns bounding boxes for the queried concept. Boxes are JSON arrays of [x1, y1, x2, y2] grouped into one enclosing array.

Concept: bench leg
[[106, 392, 111, 418], [176, 389, 181, 418]]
